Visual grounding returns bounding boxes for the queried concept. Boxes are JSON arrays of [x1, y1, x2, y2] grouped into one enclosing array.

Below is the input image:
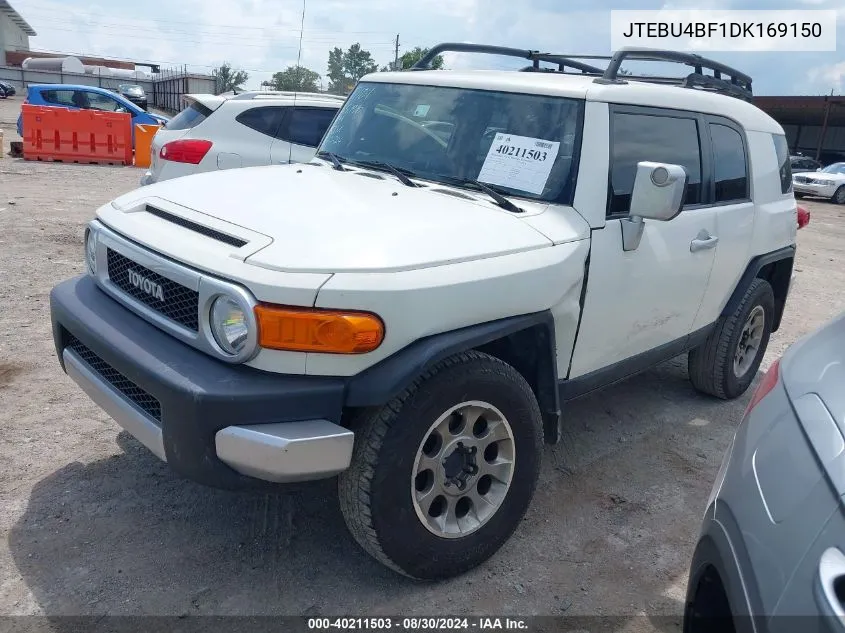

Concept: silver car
[[684, 310, 845, 632]]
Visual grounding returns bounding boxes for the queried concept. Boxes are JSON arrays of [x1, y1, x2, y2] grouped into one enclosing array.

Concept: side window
[[280, 107, 338, 147], [87, 92, 122, 112], [42, 90, 76, 107], [710, 123, 748, 202], [236, 107, 284, 138], [773, 134, 792, 194], [610, 112, 702, 216]]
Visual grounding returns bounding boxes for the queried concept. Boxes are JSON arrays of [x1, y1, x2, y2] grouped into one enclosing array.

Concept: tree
[[213, 62, 249, 94], [400, 46, 444, 70], [269, 66, 321, 92], [326, 43, 379, 94]]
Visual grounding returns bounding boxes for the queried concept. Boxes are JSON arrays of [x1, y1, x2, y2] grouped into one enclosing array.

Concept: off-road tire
[[688, 278, 775, 400], [338, 351, 543, 580]]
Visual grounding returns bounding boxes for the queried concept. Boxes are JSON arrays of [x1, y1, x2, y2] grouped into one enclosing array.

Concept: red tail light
[[797, 205, 810, 229], [160, 139, 212, 164], [744, 358, 781, 416]]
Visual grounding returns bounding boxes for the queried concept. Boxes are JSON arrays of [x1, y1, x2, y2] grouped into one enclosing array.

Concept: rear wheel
[[338, 351, 543, 580], [689, 278, 774, 400]]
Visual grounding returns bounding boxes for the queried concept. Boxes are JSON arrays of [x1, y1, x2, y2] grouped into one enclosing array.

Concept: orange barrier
[[133, 124, 159, 168], [22, 104, 133, 165]]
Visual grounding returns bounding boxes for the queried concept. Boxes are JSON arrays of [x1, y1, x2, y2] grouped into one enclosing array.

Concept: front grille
[[795, 176, 809, 184], [66, 334, 162, 422], [107, 249, 199, 331]]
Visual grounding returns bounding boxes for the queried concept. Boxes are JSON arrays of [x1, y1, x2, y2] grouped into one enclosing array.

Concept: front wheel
[[338, 351, 543, 580], [689, 278, 774, 400], [833, 186, 845, 204]]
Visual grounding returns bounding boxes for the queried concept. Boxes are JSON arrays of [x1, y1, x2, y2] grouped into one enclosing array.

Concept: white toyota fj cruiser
[[50, 44, 797, 580]]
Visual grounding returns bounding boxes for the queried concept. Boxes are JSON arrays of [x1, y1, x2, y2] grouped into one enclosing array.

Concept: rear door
[[271, 106, 338, 164], [229, 105, 286, 167]]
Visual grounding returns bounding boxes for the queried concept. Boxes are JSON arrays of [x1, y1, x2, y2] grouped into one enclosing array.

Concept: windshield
[[821, 163, 845, 175], [120, 84, 144, 95], [318, 82, 584, 203]]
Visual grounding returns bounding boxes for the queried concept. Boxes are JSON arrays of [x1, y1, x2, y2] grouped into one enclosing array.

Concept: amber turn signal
[[255, 304, 385, 354]]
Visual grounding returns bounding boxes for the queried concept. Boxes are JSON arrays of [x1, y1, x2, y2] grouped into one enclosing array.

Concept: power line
[[20, 3, 399, 35], [31, 23, 396, 49]]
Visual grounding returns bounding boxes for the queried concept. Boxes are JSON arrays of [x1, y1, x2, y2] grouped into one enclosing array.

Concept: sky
[[9, 0, 845, 95]]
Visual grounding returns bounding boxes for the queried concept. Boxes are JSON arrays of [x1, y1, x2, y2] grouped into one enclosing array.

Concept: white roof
[[363, 70, 782, 134]]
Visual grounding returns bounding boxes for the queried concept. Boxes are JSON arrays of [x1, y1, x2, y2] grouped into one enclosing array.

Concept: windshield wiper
[[317, 151, 345, 171], [347, 159, 419, 188], [436, 177, 523, 213]]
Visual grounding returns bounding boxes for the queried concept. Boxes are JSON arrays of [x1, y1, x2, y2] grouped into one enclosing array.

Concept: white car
[[140, 91, 344, 185], [51, 44, 797, 581], [793, 162, 845, 203]]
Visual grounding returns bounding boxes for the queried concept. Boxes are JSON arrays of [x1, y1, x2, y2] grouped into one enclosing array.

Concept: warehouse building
[[755, 96, 845, 165], [0, 0, 35, 66]]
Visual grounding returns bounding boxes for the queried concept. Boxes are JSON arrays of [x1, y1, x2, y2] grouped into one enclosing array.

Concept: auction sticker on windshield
[[478, 133, 560, 195]]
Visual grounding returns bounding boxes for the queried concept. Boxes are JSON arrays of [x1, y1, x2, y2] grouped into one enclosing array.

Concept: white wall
[[1, 12, 30, 52]]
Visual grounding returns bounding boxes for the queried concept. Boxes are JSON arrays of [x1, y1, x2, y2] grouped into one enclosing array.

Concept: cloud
[[15, 0, 845, 95]]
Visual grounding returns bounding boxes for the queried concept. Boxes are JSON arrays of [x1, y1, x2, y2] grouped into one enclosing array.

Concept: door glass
[[710, 123, 748, 202], [41, 90, 76, 107], [281, 107, 338, 147], [610, 113, 702, 215], [87, 93, 122, 112]]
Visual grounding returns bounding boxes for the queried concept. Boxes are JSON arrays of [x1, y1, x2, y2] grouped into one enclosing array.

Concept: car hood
[[106, 164, 586, 273], [797, 172, 845, 182]]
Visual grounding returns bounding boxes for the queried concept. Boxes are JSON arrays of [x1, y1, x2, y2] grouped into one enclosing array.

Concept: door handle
[[817, 547, 845, 625], [690, 231, 719, 253]]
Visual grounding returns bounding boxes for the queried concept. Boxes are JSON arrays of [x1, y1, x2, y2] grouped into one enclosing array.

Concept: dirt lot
[[1, 95, 844, 628]]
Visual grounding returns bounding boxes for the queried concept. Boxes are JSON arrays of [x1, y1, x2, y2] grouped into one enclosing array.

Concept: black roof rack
[[411, 42, 753, 101], [411, 43, 605, 75], [598, 47, 753, 100]]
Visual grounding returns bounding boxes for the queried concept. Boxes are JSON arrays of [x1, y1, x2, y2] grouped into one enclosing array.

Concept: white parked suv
[[140, 91, 344, 185], [51, 44, 798, 580]]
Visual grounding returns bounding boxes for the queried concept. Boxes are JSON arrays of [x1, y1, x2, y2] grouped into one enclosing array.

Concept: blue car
[[16, 84, 168, 137]]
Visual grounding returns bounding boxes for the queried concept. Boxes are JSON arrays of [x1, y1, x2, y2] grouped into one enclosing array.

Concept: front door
[[568, 107, 719, 379]]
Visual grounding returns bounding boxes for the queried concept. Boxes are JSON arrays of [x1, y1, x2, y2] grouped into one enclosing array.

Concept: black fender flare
[[344, 311, 562, 441], [721, 246, 795, 332]]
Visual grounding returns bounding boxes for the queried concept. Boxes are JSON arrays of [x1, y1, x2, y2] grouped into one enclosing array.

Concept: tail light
[[159, 139, 212, 164], [744, 358, 781, 416], [797, 205, 810, 229]]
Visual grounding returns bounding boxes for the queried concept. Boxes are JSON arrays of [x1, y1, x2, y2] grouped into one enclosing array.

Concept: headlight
[[209, 295, 249, 355], [85, 228, 97, 275]]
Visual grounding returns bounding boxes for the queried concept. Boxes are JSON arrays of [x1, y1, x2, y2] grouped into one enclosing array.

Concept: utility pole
[[394, 34, 400, 71]]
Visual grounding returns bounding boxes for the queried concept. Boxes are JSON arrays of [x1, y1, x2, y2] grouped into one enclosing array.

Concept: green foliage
[[269, 66, 321, 92], [327, 43, 379, 94], [212, 62, 249, 94]]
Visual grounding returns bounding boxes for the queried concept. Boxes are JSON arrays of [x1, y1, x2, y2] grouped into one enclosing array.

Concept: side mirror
[[622, 161, 687, 251]]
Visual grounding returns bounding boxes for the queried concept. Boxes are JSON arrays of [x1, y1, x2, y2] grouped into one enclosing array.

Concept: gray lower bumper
[[63, 347, 354, 483]]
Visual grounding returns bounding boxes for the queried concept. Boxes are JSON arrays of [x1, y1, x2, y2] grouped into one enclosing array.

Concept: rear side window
[[40, 89, 76, 107], [773, 134, 792, 194], [279, 107, 338, 147], [166, 102, 213, 131], [236, 106, 285, 137], [710, 123, 748, 202], [610, 111, 702, 215]]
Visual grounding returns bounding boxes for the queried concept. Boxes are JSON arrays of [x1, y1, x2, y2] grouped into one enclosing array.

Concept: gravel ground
[[1, 96, 844, 629]]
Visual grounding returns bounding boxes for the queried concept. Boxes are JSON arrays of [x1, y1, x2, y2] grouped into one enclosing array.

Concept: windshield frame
[[316, 81, 586, 206]]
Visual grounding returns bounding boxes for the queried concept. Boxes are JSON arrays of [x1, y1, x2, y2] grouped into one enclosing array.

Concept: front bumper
[[51, 275, 352, 489], [793, 181, 837, 198]]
